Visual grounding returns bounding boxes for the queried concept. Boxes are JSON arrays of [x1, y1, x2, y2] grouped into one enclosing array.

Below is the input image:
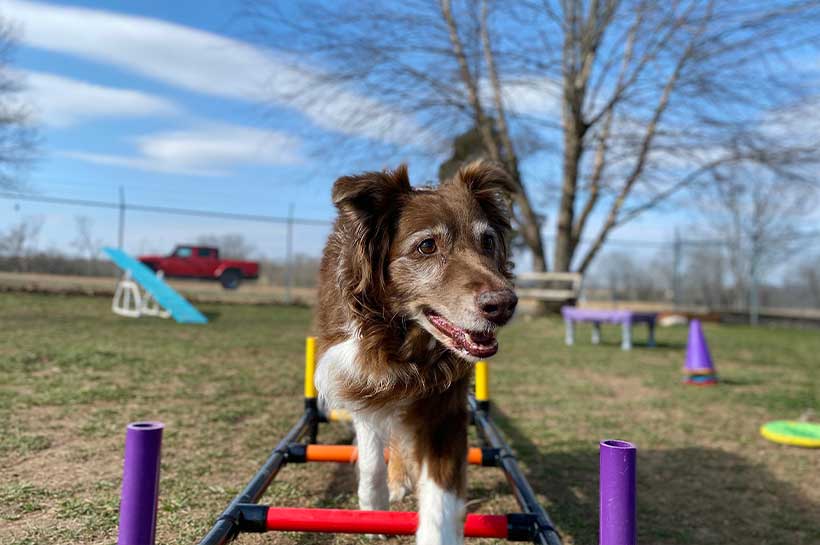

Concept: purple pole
[[118, 422, 164, 545], [600, 439, 636, 545]]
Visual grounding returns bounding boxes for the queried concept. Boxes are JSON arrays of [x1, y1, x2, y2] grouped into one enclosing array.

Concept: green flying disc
[[760, 420, 820, 448]]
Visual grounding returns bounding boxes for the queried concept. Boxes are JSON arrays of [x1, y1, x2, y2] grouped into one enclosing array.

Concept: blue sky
[[0, 0, 788, 267]]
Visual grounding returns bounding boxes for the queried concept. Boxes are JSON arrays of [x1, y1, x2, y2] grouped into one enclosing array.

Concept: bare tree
[[246, 0, 820, 275], [796, 255, 820, 307], [682, 244, 729, 307], [71, 215, 103, 273], [700, 172, 817, 322], [196, 233, 256, 260], [0, 216, 43, 271], [0, 16, 37, 189]]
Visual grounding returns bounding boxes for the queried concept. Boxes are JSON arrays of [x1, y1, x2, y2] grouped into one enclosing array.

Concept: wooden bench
[[515, 272, 583, 310]]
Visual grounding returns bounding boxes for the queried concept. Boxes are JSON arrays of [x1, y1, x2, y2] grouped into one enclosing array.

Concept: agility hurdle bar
[[196, 338, 563, 544], [191, 336, 642, 545], [233, 505, 538, 540], [285, 443, 499, 466]]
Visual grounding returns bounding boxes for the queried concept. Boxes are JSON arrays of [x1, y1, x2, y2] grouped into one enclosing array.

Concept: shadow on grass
[[574, 340, 686, 350], [294, 428, 358, 545], [644, 341, 686, 350], [715, 377, 765, 386], [202, 311, 221, 321], [491, 406, 819, 545]]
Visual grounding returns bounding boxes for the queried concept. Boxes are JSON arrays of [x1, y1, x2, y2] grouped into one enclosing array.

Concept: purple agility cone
[[118, 422, 164, 545], [684, 320, 718, 385], [600, 440, 637, 545], [684, 320, 715, 375]]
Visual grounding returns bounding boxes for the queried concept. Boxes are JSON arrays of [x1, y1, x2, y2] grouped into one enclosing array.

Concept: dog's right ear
[[332, 165, 412, 299], [332, 165, 412, 219]]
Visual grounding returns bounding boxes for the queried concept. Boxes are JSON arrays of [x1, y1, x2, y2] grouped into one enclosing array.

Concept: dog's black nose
[[476, 289, 518, 324]]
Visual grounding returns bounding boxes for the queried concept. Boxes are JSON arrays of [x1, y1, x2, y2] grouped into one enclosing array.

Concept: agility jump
[[116, 338, 637, 545]]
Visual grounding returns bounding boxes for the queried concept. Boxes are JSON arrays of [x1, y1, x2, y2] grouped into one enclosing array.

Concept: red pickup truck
[[138, 245, 259, 289]]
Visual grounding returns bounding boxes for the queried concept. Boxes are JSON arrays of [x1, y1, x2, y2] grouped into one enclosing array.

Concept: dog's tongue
[[454, 329, 498, 358], [427, 313, 498, 358]]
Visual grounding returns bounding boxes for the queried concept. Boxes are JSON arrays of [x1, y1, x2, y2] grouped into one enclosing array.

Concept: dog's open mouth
[[424, 310, 498, 358]]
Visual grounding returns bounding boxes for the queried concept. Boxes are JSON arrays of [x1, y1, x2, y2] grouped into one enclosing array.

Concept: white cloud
[[20, 70, 179, 127], [4, 0, 434, 146], [498, 77, 562, 117], [61, 124, 304, 176]]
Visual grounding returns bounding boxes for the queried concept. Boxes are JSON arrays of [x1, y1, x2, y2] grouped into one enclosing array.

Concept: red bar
[[265, 507, 509, 538]]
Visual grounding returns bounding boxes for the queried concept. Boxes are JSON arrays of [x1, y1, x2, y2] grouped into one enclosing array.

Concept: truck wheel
[[220, 269, 241, 290]]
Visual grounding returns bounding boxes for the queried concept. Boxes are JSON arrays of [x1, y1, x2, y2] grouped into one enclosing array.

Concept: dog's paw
[[388, 479, 413, 503]]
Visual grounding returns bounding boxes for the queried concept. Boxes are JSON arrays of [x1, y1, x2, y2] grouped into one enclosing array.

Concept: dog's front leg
[[353, 413, 389, 511], [409, 382, 468, 545]]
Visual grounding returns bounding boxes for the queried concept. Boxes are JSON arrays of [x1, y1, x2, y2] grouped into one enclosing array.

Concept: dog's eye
[[481, 234, 495, 252], [418, 238, 437, 255]]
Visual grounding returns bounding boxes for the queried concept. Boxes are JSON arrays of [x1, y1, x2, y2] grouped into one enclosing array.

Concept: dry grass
[[1, 293, 817, 545]]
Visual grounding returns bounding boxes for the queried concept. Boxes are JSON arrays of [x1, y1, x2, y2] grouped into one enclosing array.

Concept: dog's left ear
[[449, 160, 515, 232], [332, 165, 412, 299]]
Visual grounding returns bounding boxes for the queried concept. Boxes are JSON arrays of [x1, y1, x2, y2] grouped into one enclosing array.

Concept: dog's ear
[[332, 164, 412, 220], [449, 160, 515, 232], [448, 160, 515, 277], [332, 165, 412, 300]]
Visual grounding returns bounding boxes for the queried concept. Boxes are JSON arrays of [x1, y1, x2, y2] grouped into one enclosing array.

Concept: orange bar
[[305, 445, 358, 463], [304, 445, 484, 465], [467, 447, 483, 465]]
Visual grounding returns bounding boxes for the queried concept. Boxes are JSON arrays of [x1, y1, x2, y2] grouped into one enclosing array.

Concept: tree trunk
[[554, 128, 583, 272]]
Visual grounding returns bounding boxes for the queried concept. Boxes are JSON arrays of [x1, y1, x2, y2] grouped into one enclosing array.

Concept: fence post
[[672, 230, 681, 308], [749, 252, 760, 326], [118, 186, 126, 250], [285, 203, 294, 304]]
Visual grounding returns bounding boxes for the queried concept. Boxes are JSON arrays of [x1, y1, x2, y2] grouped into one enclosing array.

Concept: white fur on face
[[416, 464, 465, 545], [471, 220, 490, 242]]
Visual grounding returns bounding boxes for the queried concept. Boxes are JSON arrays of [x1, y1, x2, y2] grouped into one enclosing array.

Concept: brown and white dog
[[314, 160, 518, 544]]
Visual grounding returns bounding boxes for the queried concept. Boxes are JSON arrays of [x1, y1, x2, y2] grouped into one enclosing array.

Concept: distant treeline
[[0, 251, 323, 288]]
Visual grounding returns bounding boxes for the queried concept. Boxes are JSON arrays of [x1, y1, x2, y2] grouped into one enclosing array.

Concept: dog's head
[[332, 160, 517, 362]]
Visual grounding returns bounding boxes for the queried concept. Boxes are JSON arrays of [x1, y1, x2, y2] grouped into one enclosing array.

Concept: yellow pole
[[475, 360, 489, 402], [304, 336, 317, 399]]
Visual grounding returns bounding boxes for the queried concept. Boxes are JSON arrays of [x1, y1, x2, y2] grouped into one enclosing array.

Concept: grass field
[[1, 292, 818, 545]]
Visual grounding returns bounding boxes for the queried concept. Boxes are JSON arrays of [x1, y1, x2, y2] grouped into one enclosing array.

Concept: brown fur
[[314, 160, 515, 494]]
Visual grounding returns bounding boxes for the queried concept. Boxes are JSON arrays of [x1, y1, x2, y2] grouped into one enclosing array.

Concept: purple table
[[561, 307, 657, 350]]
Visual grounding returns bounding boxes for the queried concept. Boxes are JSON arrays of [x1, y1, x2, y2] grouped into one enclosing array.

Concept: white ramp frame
[[112, 270, 171, 319]]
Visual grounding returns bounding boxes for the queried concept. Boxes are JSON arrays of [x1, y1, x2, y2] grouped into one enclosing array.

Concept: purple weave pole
[[599, 439, 637, 545], [118, 422, 164, 545]]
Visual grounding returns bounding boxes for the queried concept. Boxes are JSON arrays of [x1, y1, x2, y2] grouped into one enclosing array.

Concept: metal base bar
[[470, 396, 563, 545], [197, 412, 314, 545]]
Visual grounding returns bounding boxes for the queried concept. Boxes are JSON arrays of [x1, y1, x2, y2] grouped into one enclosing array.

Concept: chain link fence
[[1, 191, 819, 318]]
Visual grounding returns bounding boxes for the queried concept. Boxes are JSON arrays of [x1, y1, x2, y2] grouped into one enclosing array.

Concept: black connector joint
[[286, 443, 307, 464], [506, 512, 538, 542], [481, 447, 501, 467], [236, 504, 268, 533]]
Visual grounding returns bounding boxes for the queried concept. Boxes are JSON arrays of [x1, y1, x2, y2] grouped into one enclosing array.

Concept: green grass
[[0, 292, 818, 545]]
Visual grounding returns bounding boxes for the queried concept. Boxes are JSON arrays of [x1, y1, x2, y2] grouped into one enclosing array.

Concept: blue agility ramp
[[104, 247, 208, 324]]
